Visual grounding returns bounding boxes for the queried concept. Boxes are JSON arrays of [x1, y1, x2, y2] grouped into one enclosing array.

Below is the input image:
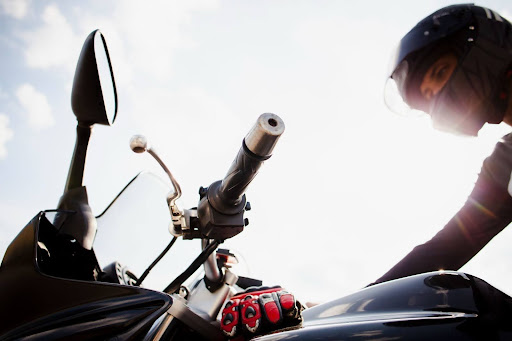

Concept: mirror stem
[[64, 123, 92, 192]]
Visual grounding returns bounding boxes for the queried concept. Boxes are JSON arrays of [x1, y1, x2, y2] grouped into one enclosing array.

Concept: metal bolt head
[[199, 186, 208, 197]]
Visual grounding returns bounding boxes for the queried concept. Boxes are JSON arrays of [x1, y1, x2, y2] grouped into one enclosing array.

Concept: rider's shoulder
[[499, 133, 512, 144], [480, 133, 512, 187], [484, 133, 512, 161], [494, 133, 512, 154]]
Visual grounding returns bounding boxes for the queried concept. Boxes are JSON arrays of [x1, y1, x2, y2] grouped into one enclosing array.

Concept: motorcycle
[[1, 30, 512, 341]]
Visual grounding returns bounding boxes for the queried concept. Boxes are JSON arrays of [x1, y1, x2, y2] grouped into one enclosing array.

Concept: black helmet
[[385, 4, 512, 136]]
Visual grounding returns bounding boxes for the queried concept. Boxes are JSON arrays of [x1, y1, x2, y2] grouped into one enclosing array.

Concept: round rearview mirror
[[71, 30, 118, 126]]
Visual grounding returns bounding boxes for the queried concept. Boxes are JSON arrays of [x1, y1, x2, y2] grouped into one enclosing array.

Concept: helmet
[[385, 4, 512, 136]]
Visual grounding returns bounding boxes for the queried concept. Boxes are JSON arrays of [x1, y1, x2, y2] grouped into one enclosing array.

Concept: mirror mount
[[64, 124, 92, 192]]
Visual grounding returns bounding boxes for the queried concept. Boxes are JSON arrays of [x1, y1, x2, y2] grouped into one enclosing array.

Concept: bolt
[[244, 218, 250, 226], [199, 186, 207, 197], [245, 201, 252, 211]]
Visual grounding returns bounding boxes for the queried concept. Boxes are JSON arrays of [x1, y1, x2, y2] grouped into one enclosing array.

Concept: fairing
[[0, 213, 172, 340]]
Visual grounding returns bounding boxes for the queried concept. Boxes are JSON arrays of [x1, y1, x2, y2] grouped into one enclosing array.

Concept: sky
[[2, 0, 512, 304]]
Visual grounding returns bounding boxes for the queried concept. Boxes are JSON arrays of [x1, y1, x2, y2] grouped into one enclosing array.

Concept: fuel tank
[[256, 271, 512, 340]]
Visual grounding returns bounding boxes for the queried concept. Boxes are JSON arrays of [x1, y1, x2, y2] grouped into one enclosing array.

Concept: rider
[[220, 4, 512, 337], [375, 4, 512, 284]]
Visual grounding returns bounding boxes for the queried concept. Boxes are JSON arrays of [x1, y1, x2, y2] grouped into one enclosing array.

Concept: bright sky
[[2, 0, 512, 304]]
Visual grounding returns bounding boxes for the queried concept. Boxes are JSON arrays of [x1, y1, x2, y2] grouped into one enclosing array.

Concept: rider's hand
[[220, 286, 303, 338]]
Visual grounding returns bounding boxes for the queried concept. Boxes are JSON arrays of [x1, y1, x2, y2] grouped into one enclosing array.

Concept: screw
[[245, 201, 251, 211], [244, 218, 250, 226]]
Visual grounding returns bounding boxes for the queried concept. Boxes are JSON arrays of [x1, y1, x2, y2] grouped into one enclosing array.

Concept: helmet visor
[[384, 72, 427, 117]]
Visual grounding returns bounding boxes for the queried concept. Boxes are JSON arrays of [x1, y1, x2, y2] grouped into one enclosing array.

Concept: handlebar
[[198, 113, 285, 240], [211, 113, 285, 212]]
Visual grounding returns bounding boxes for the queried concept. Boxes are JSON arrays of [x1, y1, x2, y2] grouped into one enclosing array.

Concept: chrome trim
[[244, 113, 285, 157]]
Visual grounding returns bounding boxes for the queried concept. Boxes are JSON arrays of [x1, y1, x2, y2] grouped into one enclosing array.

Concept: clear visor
[[384, 45, 428, 118], [383, 76, 428, 118]]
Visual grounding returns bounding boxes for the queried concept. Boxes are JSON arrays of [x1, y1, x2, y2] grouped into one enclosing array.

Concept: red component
[[220, 298, 240, 337], [220, 287, 296, 337], [240, 296, 262, 333], [259, 293, 281, 324], [279, 292, 295, 311], [264, 301, 280, 323]]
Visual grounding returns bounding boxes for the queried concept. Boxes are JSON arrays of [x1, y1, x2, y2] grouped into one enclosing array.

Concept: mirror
[[94, 32, 117, 125], [71, 29, 117, 126], [63, 30, 117, 192]]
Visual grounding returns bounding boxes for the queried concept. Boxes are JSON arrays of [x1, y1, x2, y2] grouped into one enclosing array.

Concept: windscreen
[[94, 171, 200, 291]]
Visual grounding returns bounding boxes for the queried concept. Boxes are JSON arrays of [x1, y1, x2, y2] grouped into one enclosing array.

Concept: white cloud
[[15, 1, 219, 95], [76, 0, 219, 84], [16, 84, 55, 130], [21, 4, 82, 71], [0, 0, 30, 19], [0, 114, 14, 159], [114, 0, 218, 78]]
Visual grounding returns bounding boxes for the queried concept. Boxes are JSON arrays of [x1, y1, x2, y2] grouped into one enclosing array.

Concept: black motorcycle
[[1, 30, 512, 341]]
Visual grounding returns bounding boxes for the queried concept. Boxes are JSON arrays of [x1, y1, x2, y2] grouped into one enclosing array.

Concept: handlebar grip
[[210, 113, 285, 213]]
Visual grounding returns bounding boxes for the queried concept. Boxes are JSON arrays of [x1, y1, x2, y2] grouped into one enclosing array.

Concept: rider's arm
[[373, 135, 512, 284]]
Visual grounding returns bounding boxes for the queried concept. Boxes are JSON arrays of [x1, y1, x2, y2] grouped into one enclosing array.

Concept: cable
[[163, 240, 220, 294], [136, 236, 178, 286]]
